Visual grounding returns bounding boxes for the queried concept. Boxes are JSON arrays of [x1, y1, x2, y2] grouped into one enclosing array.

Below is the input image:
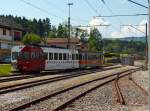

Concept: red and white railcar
[[17, 45, 79, 72], [14, 44, 103, 73]]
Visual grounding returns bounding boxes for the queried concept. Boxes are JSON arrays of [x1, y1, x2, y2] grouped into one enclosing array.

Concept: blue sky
[[0, 0, 148, 38]]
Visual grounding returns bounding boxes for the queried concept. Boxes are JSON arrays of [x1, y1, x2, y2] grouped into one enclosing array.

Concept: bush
[[22, 33, 41, 45], [104, 53, 120, 58]]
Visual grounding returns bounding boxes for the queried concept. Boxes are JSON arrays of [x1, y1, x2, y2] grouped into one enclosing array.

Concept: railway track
[[0, 65, 120, 83], [0, 75, 34, 83], [113, 69, 148, 106], [0, 65, 123, 95], [114, 76, 126, 105], [9, 67, 141, 111]]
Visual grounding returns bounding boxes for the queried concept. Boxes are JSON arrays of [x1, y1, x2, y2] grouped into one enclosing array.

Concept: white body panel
[[42, 47, 79, 70], [11, 45, 25, 71]]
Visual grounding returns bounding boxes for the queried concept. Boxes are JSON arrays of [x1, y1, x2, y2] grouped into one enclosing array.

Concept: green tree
[[48, 26, 57, 38], [75, 28, 88, 43], [57, 24, 68, 38], [22, 33, 41, 45], [88, 28, 102, 51]]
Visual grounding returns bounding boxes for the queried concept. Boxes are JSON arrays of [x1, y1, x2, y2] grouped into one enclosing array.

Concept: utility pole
[[145, 23, 148, 69], [148, 0, 150, 107], [67, 2, 73, 49], [148, 0, 150, 70]]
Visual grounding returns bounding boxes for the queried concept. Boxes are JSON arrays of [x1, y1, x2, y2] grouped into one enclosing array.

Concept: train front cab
[[17, 46, 45, 73]]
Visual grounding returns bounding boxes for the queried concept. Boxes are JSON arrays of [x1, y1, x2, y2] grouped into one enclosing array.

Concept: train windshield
[[12, 52, 19, 60], [19, 52, 30, 60]]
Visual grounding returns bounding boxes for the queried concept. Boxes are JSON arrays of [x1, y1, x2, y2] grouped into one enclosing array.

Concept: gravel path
[[0, 67, 133, 111]]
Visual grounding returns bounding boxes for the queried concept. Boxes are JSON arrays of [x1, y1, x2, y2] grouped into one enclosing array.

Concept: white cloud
[[89, 17, 110, 32], [111, 19, 147, 38], [77, 17, 110, 34]]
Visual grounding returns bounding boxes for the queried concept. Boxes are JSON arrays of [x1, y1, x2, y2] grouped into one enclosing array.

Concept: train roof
[[28, 43, 68, 49], [20, 44, 103, 54], [25, 44, 78, 53], [11, 45, 25, 52]]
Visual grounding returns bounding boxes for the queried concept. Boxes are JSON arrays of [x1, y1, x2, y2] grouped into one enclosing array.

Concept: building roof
[[0, 17, 24, 31], [47, 38, 80, 44]]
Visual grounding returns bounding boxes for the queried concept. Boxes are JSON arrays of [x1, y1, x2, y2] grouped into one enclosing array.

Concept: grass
[[0, 64, 11, 76]]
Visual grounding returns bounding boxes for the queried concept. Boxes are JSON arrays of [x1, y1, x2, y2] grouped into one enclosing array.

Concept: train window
[[76, 54, 79, 60], [59, 53, 62, 60], [89, 55, 91, 60], [94, 55, 97, 59], [49, 53, 53, 60], [54, 53, 58, 60], [74, 54, 76, 60], [79, 54, 82, 60], [35, 52, 39, 59], [22, 52, 30, 60], [82, 55, 84, 60], [66, 54, 69, 60], [31, 52, 36, 59], [12, 52, 18, 60], [72, 54, 74, 60], [39, 52, 42, 58], [44, 53, 48, 60], [63, 53, 66, 60]]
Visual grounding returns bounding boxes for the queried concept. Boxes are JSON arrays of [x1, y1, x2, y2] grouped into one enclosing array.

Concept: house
[[0, 17, 24, 57], [46, 38, 88, 51]]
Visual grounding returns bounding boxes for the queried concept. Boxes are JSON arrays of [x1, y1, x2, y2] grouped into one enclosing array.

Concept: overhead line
[[128, 0, 148, 9], [44, 0, 66, 14], [20, 0, 65, 20], [45, 0, 89, 24], [99, 0, 123, 30], [75, 24, 110, 27], [84, 0, 101, 15], [95, 14, 148, 17], [21, 0, 88, 25], [121, 25, 146, 34]]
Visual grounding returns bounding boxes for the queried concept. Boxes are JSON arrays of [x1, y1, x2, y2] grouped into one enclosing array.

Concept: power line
[[128, 0, 148, 9], [84, 0, 101, 15], [44, 0, 66, 14], [21, 0, 88, 25], [99, 0, 147, 39], [121, 24, 146, 34], [20, 0, 65, 20], [75, 24, 110, 28], [99, 0, 123, 29], [95, 14, 148, 17], [98, 0, 114, 15], [45, 0, 89, 24]]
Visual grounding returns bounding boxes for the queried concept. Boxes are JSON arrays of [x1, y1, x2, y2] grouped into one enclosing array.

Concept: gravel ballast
[[0, 67, 134, 111], [63, 71, 148, 111], [132, 70, 148, 91]]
